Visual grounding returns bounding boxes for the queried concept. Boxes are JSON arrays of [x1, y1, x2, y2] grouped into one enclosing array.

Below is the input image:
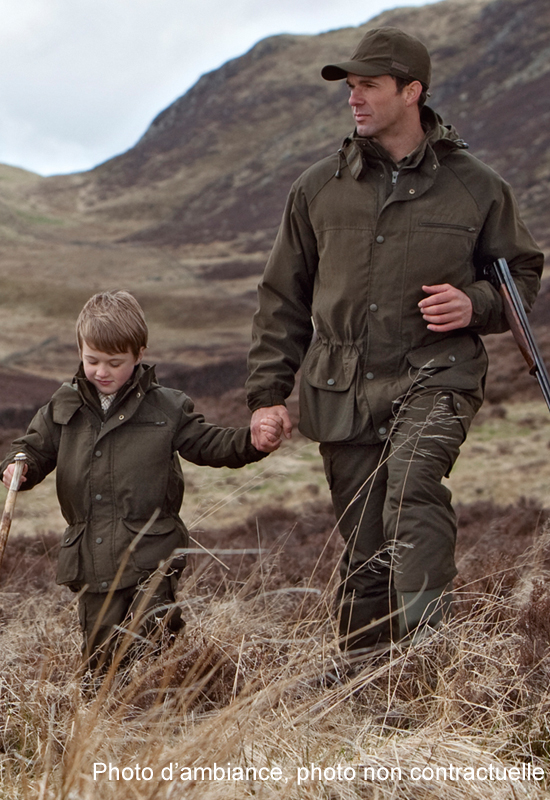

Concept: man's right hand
[[251, 405, 293, 451]]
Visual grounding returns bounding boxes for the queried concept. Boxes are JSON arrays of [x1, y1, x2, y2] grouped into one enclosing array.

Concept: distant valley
[[0, 0, 549, 447]]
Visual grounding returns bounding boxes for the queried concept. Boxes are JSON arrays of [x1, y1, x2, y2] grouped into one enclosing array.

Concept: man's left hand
[[419, 284, 473, 332]]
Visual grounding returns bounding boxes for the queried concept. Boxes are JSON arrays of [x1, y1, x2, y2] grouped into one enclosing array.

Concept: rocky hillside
[[0, 0, 549, 440], [27, 0, 550, 250]]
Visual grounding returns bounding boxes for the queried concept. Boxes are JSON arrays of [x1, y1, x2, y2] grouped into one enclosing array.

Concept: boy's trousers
[[78, 572, 184, 673], [320, 390, 476, 650]]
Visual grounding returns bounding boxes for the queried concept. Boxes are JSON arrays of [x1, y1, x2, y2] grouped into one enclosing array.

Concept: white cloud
[[0, 0, 436, 175]]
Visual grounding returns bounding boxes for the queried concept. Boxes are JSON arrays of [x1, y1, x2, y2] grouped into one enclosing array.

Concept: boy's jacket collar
[[52, 363, 158, 425]]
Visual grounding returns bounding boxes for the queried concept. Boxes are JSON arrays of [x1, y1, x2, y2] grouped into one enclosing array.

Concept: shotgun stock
[[483, 258, 550, 412]]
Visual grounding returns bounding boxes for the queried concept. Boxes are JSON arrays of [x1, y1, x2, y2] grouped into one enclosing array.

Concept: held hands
[[419, 284, 473, 332], [2, 462, 28, 489], [251, 405, 293, 453]]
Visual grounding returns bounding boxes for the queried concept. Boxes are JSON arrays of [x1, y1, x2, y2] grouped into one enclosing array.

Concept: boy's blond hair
[[76, 291, 148, 358]]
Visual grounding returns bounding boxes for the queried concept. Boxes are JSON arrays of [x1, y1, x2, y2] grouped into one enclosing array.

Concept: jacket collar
[[341, 105, 468, 180], [52, 363, 158, 425]]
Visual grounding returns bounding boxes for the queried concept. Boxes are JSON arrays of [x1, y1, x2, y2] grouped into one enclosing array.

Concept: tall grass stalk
[[1, 518, 550, 799]]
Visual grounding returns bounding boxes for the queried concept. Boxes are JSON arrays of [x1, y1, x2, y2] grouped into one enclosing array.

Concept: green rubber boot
[[396, 583, 452, 642]]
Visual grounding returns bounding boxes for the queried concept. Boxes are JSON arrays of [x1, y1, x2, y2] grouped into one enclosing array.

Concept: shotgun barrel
[[485, 258, 550, 412]]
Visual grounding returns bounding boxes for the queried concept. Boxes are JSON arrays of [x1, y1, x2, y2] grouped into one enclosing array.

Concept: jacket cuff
[[463, 281, 505, 333], [247, 392, 287, 412], [0, 452, 36, 491], [245, 429, 270, 460]]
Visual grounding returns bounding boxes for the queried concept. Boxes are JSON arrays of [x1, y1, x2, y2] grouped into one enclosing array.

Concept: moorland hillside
[[0, 0, 548, 444]]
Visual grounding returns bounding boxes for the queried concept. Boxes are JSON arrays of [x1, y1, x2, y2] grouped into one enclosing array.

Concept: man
[[246, 27, 543, 650]]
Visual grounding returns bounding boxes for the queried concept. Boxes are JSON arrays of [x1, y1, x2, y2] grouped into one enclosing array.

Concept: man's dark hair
[[393, 75, 428, 108]]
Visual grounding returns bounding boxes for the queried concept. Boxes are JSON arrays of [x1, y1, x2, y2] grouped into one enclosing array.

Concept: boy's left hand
[[255, 415, 284, 453]]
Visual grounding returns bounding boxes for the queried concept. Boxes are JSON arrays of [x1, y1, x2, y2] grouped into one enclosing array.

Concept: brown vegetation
[[1, 497, 550, 798]]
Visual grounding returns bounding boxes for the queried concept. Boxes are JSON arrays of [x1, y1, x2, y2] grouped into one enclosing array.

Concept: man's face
[[346, 73, 411, 142], [81, 341, 143, 395]]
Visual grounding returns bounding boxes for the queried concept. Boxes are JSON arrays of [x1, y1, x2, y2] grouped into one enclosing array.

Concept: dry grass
[[1, 397, 549, 799], [1, 509, 550, 799]]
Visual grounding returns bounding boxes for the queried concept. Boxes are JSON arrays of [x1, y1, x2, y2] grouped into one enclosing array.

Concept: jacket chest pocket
[[409, 221, 478, 287], [113, 422, 172, 473], [419, 221, 476, 234]]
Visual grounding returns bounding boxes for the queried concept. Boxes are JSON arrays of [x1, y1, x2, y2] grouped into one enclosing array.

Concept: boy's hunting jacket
[[246, 107, 543, 443], [1, 364, 265, 592]]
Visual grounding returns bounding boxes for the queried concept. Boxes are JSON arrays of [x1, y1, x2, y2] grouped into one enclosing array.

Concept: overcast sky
[[0, 0, 438, 176]]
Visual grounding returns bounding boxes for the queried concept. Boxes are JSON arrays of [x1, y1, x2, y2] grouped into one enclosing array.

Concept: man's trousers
[[320, 390, 476, 649]]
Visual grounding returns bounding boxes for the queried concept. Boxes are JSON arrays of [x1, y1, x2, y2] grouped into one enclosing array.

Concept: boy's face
[[81, 341, 144, 395]]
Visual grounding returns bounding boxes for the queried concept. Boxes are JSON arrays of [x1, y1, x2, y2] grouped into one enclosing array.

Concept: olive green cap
[[321, 27, 431, 89]]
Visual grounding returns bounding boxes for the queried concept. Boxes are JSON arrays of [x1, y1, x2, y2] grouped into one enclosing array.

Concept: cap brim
[[321, 60, 393, 81]]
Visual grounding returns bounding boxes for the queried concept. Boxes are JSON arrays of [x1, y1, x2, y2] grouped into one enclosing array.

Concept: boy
[[1, 291, 282, 675]]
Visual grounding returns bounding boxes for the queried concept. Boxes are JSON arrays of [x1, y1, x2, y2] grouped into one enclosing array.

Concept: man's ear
[[136, 346, 146, 363], [404, 80, 423, 107]]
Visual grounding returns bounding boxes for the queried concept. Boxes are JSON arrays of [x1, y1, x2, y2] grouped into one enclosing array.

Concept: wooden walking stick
[[0, 453, 27, 572]]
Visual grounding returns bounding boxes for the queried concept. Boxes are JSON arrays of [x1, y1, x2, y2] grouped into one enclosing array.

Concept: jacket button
[[95, 450, 102, 457], [95, 494, 102, 501], [375, 235, 385, 244], [101, 581, 108, 589], [96, 537, 103, 544], [65, 537, 70, 543], [119, 415, 125, 420], [366, 372, 374, 380], [409, 189, 416, 195], [327, 378, 335, 386], [379, 426, 387, 435], [369, 304, 378, 312], [448, 355, 456, 362]]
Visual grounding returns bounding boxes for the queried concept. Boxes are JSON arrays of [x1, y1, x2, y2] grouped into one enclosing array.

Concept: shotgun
[[0, 453, 27, 572], [483, 257, 550, 412]]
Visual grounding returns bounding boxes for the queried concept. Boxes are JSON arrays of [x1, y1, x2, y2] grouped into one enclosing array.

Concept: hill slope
[[0, 0, 548, 436], [24, 0, 550, 249]]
